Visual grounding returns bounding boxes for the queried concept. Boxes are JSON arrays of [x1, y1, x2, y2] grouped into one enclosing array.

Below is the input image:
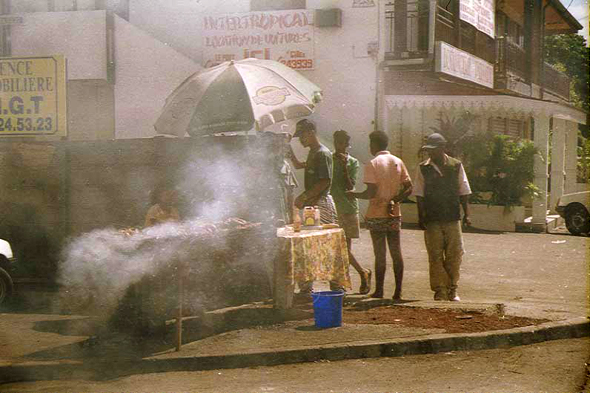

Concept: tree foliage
[[544, 34, 589, 113], [545, 34, 590, 182]]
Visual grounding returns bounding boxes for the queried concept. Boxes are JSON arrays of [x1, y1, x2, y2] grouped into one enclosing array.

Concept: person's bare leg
[[386, 231, 404, 300], [346, 238, 363, 274], [369, 230, 386, 298], [346, 238, 371, 294]]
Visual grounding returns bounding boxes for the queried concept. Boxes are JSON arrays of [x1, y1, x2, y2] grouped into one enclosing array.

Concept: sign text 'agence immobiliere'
[[0, 55, 67, 138]]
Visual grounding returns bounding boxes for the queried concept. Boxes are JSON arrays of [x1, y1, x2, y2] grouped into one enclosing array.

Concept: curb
[[1, 317, 588, 383]]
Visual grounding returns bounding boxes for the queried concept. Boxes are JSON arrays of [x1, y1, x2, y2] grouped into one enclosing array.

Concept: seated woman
[[144, 183, 180, 227]]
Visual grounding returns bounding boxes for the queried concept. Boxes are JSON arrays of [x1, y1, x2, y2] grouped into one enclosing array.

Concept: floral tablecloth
[[275, 227, 351, 290]]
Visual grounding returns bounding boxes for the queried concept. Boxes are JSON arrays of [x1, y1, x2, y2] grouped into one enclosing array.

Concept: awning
[[385, 95, 587, 124]]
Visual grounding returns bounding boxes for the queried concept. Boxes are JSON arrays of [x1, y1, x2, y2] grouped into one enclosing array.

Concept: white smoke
[[57, 138, 281, 326]]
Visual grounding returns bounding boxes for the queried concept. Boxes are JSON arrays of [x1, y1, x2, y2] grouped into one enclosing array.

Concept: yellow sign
[[0, 55, 67, 137]]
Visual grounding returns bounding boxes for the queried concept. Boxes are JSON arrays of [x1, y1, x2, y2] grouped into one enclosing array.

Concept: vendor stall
[[58, 59, 331, 350], [274, 226, 351, 309]]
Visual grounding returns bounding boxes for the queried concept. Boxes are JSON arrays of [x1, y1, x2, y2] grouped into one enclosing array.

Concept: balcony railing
[[435, 3, 455, 44], [385, 0, 571, 100], [384, 0, 430, 58], [542, 62, 571, 100], [496, 37, 527, 79], [495, 37, 570, 99], [385, 0, 495, 63]]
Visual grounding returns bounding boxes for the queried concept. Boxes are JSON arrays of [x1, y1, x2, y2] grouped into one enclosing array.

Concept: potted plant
[[413, 112, 541, 231]]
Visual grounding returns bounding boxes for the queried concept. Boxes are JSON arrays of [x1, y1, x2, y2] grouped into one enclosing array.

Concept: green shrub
[[460, 133, 539, 207], [430, 112, 540, 207]]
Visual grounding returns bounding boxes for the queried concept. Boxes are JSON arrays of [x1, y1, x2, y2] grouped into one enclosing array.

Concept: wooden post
[[176, 262, 184, 352]]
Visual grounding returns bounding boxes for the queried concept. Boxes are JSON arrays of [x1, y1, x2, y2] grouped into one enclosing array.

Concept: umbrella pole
[[176, 261, 184, 352]]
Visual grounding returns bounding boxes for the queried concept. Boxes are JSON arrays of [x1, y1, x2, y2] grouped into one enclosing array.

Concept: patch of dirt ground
[[342, 305, 549, 333]]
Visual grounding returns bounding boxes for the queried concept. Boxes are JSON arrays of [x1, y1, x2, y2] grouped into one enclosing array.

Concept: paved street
[[1, 226, 588, 392], [2, 338, 588, 392], [347, 225, 588, 320]]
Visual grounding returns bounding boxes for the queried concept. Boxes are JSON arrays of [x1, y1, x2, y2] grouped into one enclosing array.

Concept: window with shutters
[[488, 117, 530, 139]]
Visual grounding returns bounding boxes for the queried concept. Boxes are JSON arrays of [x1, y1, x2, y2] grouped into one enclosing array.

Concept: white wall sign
[[202, 9, 314, 70], [435, 42, 494, 88], [0, 16, 23, 25], [460, 0, 495, 38], [353, 0, 376, 7]]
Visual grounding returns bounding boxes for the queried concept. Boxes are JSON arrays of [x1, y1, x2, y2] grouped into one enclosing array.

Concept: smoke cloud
[[57, 136, 285, 330]]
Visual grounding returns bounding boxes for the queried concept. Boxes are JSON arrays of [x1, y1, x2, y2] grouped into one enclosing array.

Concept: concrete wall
[[129, 0, 228, 63], [305, 0, 379, 166], [0, 142, 63, 277], [67, 80, 116, 141], [9, 11, 115, 141], [0, 136, 280, 278], [8, 10, 199, 140], [11, 11, 109, 80], [113, 14, 200, 139], [400, 202, 526, 232]]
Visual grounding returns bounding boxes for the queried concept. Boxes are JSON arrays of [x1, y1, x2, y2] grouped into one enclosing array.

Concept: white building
[[127, 0, 587, 231], [1, 0, 587, 231], [2, 0, 199, 140]]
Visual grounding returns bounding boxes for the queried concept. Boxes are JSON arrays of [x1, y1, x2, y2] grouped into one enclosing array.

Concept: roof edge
[[548, 0, 584, 31]]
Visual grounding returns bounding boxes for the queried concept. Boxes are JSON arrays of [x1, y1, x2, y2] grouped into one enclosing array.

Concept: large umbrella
[[154, 58, 323, 137]]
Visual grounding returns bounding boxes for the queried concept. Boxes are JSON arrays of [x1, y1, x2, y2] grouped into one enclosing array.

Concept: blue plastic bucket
[[312, 291, 345, 328]]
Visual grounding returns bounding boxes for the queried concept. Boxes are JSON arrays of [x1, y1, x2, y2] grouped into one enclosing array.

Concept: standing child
[[330, 130, 372, 294]]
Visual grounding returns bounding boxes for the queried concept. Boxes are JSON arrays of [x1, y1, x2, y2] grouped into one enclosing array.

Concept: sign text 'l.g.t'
[[0, 55, 67, 138]]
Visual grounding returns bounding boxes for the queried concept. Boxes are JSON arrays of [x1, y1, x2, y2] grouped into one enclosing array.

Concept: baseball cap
[[293, 119, 316, 138], [422, 133, 447, 149]]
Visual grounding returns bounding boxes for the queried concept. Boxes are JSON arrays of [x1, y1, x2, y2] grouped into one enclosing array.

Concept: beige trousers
[[424, 220, 464, 292]]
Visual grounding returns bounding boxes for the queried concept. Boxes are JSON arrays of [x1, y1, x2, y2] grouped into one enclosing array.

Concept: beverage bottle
[[293, 206, 301, 232], [313, 206, 320, 226], [303, 206, 315, 226]]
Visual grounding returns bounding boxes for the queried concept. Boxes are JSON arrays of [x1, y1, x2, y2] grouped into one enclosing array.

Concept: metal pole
[[0, 0, 12, 57], [176, 261, 184, 352]]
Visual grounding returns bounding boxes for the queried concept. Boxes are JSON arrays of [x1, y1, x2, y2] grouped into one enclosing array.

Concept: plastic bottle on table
[[293, 206, 301, 232]]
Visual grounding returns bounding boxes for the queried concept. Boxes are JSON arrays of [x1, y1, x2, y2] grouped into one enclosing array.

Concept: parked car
[[555, 191, 590, 235], [0, 238, 15, 305]]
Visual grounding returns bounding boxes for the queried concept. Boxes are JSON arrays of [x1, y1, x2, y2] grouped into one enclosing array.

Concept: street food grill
[[117, 217, 261, 241], [61, 216, 273, 338], [114, 217, 270, 347]]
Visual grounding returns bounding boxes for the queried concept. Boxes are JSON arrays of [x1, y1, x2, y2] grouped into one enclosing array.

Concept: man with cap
[[412, 133, 472, 301], [331, 129, 372, 294], [288, 118, 339, 295]]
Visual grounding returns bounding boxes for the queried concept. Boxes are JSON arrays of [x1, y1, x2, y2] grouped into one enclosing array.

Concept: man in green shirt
[[289, 119, 340, 295], [331, 130, 372, 294]]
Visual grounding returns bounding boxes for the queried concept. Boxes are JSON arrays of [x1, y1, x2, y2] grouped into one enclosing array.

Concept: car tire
[[0, 267, 14, 305], [565, 203, 590, 236]]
